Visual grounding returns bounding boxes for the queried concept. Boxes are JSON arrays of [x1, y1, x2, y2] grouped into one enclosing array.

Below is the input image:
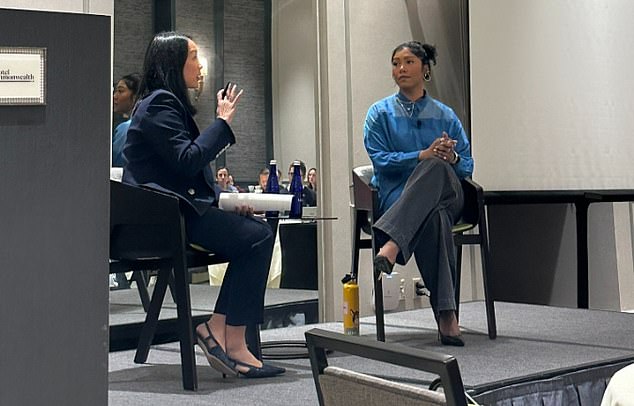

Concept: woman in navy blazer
[[123, 32, 284, 379]]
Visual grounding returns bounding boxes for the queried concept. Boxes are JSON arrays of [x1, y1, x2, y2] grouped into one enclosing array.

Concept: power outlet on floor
[[382, 271, 401, 311]]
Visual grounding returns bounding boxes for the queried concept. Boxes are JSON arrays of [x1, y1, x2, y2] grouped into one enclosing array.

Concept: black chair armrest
[[305, 328, 467, 406], [459, 177, 484, 226]]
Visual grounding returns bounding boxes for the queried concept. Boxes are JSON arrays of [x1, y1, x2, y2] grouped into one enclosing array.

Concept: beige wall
[[271, 0, 318, 172], [470, 0, 634, 311]]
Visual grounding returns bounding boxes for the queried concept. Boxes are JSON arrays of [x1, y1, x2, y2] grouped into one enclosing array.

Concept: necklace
[[395, 97, 415, 118]]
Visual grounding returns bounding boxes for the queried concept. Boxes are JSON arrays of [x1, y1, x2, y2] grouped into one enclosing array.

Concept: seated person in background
[[228, 174, 244, 192], [112, 73, 141, 167], [111, 73, 142, 289], [123, 31, 284, 378], [216, 166, 238, 192], [307, 167, 317, 193], [286, 160, 316, 207], [364, 41, 473, 346], [256, 167, 269, 192]]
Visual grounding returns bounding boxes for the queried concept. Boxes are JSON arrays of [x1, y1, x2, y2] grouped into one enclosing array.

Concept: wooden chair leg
[[134, 266, 170, 363], [351, 211, 362, 279], [369, 220, 386, 342], [171, 258, 197, 391], [478, 207, 497, 339], [455, 244, 463, 323], [480, 236, 497, 339], [131, 270, 151, 312], [374, 275, 386, 342]]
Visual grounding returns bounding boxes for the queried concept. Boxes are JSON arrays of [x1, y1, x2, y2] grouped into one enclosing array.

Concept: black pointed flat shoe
[[373, 254, 395, 275], [234, 360, 286, 379], [196, 323, 238, 377], [438, 332, 465, 347]]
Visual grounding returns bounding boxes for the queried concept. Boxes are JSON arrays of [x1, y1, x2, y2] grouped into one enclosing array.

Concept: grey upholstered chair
[[306, 328, 468, 406]]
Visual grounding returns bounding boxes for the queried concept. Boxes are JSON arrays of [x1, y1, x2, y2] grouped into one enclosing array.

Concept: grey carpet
[[108, 301, 634, 405]]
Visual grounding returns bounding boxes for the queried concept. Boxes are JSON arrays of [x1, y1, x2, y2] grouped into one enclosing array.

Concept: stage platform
[[109, 284, 319, 351], [108, 300, 634, 405]]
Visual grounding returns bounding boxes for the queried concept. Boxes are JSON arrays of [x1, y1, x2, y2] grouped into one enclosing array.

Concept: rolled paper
[[218, 192, 293, 212], [110, 167, 123, 181]]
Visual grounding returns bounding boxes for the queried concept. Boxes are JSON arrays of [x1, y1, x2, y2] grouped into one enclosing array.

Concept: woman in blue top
[[364, 41, 474, 346], [112, 73, 141, 167], [123, 32, 284, 378]]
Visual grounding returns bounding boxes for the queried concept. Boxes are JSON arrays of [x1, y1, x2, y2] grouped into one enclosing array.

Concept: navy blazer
[[122, 89, 235, 216]]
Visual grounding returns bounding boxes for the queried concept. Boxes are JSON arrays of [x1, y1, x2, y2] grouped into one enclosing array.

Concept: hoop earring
[[423, 71, 431, 82]]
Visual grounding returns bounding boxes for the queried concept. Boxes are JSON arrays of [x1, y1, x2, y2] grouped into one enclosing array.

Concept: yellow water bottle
[[343, 280, 360, 335]]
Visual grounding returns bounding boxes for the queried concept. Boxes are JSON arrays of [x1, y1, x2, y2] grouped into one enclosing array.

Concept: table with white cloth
[[208, 217, 320, 290]]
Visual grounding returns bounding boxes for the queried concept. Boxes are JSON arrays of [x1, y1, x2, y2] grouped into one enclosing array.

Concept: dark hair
[[391, 41, 437, 67], [289, 160, 307, 177], [138, 31, 196, 115], [119, 73, 141, 96]]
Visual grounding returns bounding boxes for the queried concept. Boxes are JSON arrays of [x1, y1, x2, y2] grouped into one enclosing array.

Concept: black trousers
[[185, 206, 274, 326]]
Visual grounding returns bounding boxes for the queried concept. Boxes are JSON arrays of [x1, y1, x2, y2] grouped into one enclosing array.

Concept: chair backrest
[[353, 164, 374, 185], [110, 180, 183, 260], [352, 164, 482, 228], [351, 165, 377, 212], [306, 328, 467, 406], [319, 366, 446, 406]]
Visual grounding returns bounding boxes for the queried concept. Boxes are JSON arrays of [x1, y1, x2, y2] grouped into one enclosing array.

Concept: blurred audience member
[[228, 174, 245, 192], [286, 160, 316, 207], [216, 166, 238, 192], [257, 167, 269, 192], [112, 73, 141, 167], [307, 167, 317, 193]]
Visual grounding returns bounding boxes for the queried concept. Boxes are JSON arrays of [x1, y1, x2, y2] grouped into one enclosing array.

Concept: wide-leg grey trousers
[[373, 158, 464, 314]]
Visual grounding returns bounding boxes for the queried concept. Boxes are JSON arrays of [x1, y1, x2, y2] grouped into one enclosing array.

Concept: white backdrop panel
[[470, 0, 634, 191]]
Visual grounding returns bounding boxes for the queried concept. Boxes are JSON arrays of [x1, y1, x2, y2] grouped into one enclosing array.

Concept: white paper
[[218, 193, 292, 212], [110, 167, 123, 182]]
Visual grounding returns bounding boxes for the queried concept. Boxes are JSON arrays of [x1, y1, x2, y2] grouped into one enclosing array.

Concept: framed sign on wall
[[0, 47, 46, 105]]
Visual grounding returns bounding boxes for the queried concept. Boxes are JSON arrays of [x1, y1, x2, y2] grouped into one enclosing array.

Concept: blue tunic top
[[364, 92, 474, 214], [112, 119, 130, 167]]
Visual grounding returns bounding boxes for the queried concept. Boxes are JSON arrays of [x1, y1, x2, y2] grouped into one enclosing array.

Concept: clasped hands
[[419, 131, 458, 164]]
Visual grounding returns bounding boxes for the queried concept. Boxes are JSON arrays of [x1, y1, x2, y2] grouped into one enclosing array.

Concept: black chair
[[350, 165, 496, 342], [109, 180, 259, 391], [305, 328, 468, 406]]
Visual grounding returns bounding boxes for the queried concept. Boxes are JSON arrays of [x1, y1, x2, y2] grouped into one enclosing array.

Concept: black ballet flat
[[234, 360, 286, 379], [373, 254, 395, 275], [438, 332, 465, 347], [196, 323, 238, 378]]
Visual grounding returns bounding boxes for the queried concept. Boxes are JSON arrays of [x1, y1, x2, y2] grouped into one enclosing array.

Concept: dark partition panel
[[279, 222, 318, 290], [0, 8, 110, 405]]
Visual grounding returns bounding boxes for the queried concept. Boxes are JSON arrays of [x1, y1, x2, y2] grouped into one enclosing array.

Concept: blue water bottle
[[265, 160, 279, 218], [289, 160, 303, 219]]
